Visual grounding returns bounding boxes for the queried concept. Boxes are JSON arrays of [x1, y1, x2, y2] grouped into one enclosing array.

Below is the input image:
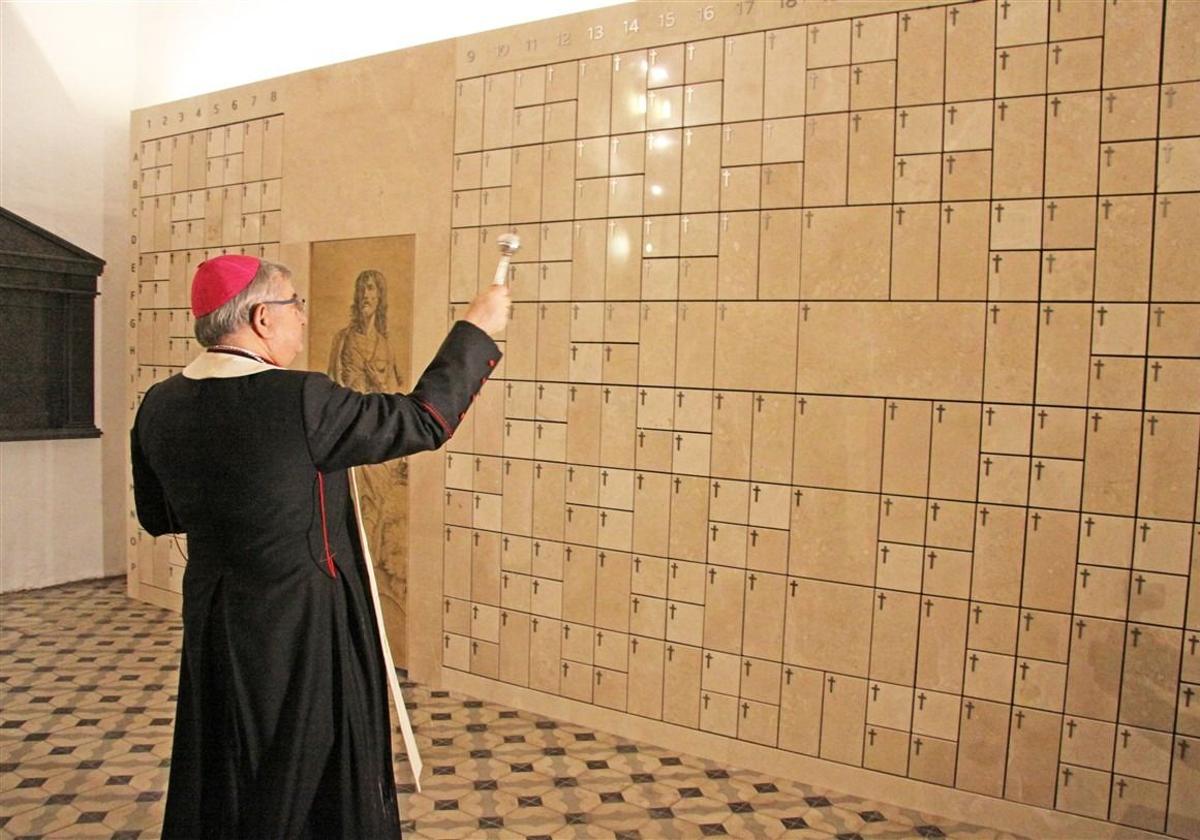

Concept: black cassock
[[131, 321, 501, 839]]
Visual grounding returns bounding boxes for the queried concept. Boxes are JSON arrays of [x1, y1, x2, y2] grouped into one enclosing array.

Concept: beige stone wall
[[128, 2, 1200, 837]]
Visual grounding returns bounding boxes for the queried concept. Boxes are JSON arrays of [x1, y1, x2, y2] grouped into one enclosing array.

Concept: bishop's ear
[[249, 302, 271, 335]]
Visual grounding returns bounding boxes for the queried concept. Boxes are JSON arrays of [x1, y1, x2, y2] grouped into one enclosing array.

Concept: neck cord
[[207, 344, 278, 367]]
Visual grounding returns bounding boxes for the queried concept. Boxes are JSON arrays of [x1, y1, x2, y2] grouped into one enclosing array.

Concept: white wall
[[0, 2, 136, 592], [131, 1, 618, 108], [0, 0, 617, 592]]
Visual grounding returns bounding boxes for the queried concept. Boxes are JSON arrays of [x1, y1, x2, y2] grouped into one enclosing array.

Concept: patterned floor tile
[[100, 795, 166, 835], [621, 780, 683, 810], [698, 773, 770, 804], [3, 797, 92, 836], [585, 800, 651, 833], [461, 787, 534, 819], [539, 783, 603, 815], [491, 803, 566, 835], [548, 823, 615, 839], [412, 806, 484, 839], [531, 752, 590, 779], [722, 810, 790, 839], [671, 793, 743, 826], [575, 765, 638, 795], [1, 578, 1022, 840]]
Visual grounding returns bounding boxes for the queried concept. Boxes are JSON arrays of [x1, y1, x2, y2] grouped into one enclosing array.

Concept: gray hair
[[194, 259, 291, 347]]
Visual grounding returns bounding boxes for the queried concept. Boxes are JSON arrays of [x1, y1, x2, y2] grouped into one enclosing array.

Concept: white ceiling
[[133, 0, 624, 107]]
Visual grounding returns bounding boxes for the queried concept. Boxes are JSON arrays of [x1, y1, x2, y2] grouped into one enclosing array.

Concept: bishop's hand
[[463, 283, 510, 337]]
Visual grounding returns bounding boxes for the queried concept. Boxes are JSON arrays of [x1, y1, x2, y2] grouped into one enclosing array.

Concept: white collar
[[183, 351, 278, 380]]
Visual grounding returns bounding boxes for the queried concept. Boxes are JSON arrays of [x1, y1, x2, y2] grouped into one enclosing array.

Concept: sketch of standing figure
[[329, 269, 404, 395], [328, 268, 410, 658]]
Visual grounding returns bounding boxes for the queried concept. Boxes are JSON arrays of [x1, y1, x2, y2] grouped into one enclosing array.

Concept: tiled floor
[[1, 578, 1018, 839]]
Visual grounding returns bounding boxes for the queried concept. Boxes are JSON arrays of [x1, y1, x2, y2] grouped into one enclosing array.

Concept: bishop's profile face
[[360, 280, 380, 321], [266, 274, 307, 366]]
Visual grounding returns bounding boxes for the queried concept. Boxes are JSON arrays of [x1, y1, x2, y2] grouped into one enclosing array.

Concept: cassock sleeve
[[304, 320, 502, 472], [131, 399, 178, 537]]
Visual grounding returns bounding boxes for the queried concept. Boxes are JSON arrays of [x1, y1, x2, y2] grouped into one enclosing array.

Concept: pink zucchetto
[[191, 255, 261, 317]]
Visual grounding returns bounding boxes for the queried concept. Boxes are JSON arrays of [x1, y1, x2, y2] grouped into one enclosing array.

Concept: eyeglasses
[[258, 294, 306, 313]]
